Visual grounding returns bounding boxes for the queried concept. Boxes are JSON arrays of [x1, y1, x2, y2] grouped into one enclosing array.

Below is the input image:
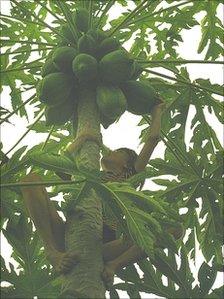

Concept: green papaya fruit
[[87, 29, 107, 43], [39, 72, 74, 106], [60, 24, 75, 43], [41, 58, 58, 77], [100, 113, 117, 129], [97, 37, 120, 59], [73, 8, 89, 33], [78, 34, 96, 55], [72, 53, 98, 82], [96, 85, 127, 119], [121, 80, 160, 115], [52, 46, 77, 73], [45, 96, 76, 126], [99, 50, 134, 84]]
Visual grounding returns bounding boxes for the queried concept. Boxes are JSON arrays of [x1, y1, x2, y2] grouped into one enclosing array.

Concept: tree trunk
[[61, 87, 106, 298]]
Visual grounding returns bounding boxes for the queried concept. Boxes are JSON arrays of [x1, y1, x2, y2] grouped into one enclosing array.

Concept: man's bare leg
[[102, 245, 147, 286], [102, 225, 183, 287], [103, 238, 133, 262], [20, 173, 79, 273]]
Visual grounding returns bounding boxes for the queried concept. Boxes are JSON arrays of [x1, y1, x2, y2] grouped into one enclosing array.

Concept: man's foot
[[47, 250, 80, 274], [102, 261, 118, 289]]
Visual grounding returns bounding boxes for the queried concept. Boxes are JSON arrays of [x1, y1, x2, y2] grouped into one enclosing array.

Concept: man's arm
[[65, 123, 102, 157], [134, 102, 165, 173]]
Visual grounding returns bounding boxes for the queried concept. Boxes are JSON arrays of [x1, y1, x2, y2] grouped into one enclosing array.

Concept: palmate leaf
[[116, 247, 194, 297], [95, 182, 157, 257], [1, 216, 60, 298], [198, 262, 217, 297], [119, 248, 219, 298], [98, 182, 182, 258], [0, 51, 34, 112], [124, 1, 197, 58], [114, 187, 166, 214], [147, 67, 223, 151], [0, 146, 28, 181], [1, 188, 24, 228], [29, 152, 78, 175], [117, 264, 141, 284], [205, 285, 224, 299], [197, 0, 223, 59], [197, 189, 223, 265], [92, 182, 128, 235]]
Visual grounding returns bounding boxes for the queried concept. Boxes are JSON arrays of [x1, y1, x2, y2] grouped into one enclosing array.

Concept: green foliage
[[59, 24, 75, 44], [29, 152, 78, 176], [1, 215, 60, 298], [0, 0, 223, 298]]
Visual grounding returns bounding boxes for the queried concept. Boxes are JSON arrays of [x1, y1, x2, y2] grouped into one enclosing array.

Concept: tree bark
[[61, 87, 106, 298]]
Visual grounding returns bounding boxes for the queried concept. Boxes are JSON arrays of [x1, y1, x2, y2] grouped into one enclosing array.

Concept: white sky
[[1, 1, 223, 298]]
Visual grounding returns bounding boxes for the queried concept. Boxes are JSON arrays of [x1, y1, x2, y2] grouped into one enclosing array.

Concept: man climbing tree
[[1, 1, 223, 298]]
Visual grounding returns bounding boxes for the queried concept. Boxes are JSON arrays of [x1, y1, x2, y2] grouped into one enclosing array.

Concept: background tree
[[0, 0, 223, 298]]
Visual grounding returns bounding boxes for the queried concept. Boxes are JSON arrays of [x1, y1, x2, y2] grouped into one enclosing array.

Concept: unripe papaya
[[96, 85, 127, 119], [78, 34, 96, 55], [97, 37, 120, 59], [121, 80, 160, 115], [39, 72, 74, 106], [73, 8, 89, 33], [41, 58, 58, 77], [87, 29, 107, 43], [52, 46, 77, 73], [100, 113, 117, 129], [99, 50, 134, 84], [72, 53, 98, 82], [60, 24, 75, 43], [45, 96, 76, 126]]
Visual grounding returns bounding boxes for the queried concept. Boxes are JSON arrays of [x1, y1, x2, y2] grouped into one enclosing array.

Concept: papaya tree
[[0, 1, 223, 298]]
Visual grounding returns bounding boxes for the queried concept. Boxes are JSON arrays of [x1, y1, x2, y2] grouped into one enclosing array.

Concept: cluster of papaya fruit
[[37, 8, 160, 128]]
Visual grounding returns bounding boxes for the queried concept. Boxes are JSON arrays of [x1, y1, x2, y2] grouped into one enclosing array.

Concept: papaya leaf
[[110, 184, 167, 214], [0, 146, 28, 180], [91, 182, 128, 235], [109, 288, 120, 299], [198, 262, 217, 296], [96, 183, 156, 258], [152, 250, 191, 297], [117, 264, 141, 284], [29, 152, 78, 175], [205, 285, 224, 299]]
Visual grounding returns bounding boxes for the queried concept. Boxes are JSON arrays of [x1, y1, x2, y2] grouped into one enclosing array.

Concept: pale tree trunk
[[61, 87, 106, 298]]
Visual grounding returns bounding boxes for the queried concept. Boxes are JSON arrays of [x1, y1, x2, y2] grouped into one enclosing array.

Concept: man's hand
[[102, 261, 118, 289], [65, 128, 102, 157]]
